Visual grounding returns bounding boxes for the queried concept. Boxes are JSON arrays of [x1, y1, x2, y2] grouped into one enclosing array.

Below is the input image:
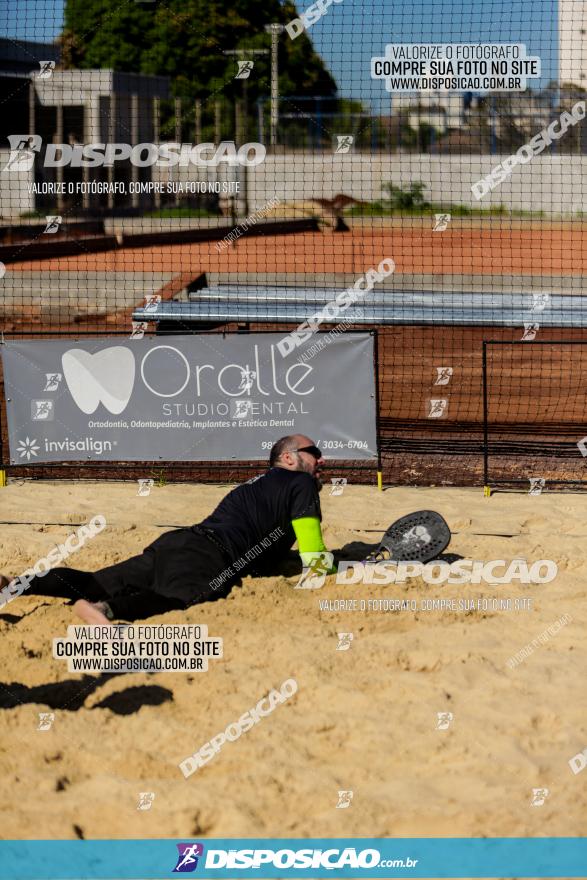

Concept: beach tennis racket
[[364, 510, 451, 564]]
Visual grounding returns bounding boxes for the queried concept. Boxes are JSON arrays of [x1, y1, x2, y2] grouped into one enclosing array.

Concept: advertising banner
[[1, 334, 377, 463], [0, 837, 586, 878]]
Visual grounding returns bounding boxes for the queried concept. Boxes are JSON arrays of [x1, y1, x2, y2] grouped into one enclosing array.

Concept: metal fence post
[[0, 336, 6, 486], [371, 329, 383, 490], [482, 341, 490, 492]]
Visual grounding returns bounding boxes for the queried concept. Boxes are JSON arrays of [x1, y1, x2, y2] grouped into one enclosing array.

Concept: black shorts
[[93, 527, 233, 606]]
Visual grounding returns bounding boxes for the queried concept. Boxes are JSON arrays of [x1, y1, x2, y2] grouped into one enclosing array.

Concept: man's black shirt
[[198, 467, 322, 568]]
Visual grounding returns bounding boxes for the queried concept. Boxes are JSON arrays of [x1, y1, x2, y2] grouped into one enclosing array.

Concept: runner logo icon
[[3, 135, 42, 172], [44, 373, 62, 391], [173, 843, 204, 872]]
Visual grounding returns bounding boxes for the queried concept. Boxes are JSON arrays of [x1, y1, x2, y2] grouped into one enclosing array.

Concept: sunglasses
[[296, 445, 323, 459]]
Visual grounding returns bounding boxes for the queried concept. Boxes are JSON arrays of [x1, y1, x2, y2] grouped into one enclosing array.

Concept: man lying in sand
[[0, 435, 335, 625]]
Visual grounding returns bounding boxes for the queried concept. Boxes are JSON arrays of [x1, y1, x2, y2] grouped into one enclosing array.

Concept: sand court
[[0, 480, 584, 839]]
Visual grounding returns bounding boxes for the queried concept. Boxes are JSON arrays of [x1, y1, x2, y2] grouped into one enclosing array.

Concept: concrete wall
[[1, 149, 585, 220], [246, 152, 586, 215], [0, 151, 34, 218]]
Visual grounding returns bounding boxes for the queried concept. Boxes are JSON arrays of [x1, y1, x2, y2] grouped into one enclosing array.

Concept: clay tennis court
[[4, 220, 587, 276]]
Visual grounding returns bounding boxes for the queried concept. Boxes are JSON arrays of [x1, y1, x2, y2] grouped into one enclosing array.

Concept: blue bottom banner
[[0, 837, 586, 879]]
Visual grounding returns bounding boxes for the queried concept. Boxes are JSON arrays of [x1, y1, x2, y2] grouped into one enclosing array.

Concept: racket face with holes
[[376, 510, 451, 563]]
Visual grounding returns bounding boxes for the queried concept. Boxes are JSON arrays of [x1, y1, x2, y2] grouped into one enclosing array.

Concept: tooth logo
[[62, 347, 136, 414]]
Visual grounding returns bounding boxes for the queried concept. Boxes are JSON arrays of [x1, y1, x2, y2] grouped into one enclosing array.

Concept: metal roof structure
[[0, 37, 59, 76], [132, 285, 587, 327]]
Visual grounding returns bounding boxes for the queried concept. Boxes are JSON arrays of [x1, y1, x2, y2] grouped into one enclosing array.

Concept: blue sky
[[1, 0, 558, 110]]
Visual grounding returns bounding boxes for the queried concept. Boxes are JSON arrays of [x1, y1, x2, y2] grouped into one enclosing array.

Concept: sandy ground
[[0, 479, 585, 841]]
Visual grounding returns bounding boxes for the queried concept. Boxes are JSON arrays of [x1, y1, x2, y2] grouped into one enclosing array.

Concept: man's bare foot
[[73, 600, 114, 625]]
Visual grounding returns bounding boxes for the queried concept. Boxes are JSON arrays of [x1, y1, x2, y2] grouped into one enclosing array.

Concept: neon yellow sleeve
[[292, 517, 337, 574], [292, 516, 327, 554]]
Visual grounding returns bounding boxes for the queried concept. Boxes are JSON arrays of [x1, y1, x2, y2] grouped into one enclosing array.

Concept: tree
[[61, 0, 338, 111]]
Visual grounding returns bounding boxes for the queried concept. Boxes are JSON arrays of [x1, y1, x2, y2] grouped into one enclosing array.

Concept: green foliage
[[143, 206, 218, 218], [61, 0, 338, 112], [150, 467, 168, 487], [382, 181, 429, 210], [347, 189, 529, 218], [395, 122, 439, 151]]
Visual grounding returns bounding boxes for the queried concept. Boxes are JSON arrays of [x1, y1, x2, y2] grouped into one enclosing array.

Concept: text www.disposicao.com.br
[[70, 657, 199, 671]]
